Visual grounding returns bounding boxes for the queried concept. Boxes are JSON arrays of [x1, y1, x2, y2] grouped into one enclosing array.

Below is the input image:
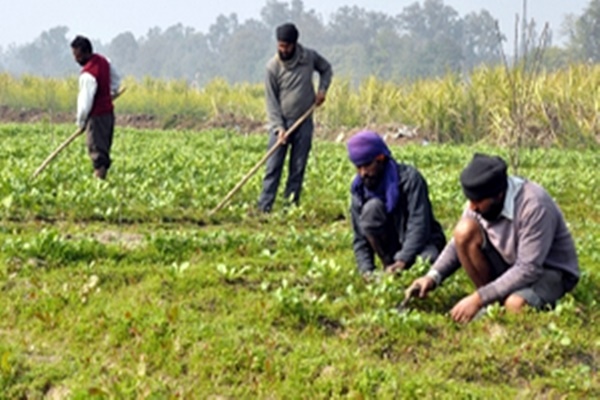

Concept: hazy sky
[[0, 0, 590, 49]]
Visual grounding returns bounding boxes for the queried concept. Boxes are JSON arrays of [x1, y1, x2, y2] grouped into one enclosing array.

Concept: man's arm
[[393, 168, 434, 265], [426, 238, 461, 284], [76, 72, 97, 128], [350, 196, 376, 274], [405, 238, 461, 299], [264, 66, 285, 131], [109, 61, 121, 96], [313, 50, 332, 105]]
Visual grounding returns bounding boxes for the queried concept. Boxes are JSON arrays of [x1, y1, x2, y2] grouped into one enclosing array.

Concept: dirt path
[[0, 105, 424, 144]]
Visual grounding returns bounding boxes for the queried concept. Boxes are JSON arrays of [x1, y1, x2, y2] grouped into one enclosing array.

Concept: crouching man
[[347, 131, 446, 277], [407, 153, 580, 323]]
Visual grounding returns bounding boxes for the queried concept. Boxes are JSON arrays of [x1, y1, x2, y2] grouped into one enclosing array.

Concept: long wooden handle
[[209, 104, 316, 215], [31, 126, 86, 179]]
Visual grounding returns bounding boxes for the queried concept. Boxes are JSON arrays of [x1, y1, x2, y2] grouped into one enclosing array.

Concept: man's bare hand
[[450, 292, 483, 324], [385, 260, 407, 274], [405, 276, 436, 299], [315, 91, 326, 106], [277, 128, 287, 144]]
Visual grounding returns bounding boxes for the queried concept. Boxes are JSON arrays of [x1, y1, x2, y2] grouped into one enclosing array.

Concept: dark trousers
[[86, 113, 115, 170], [257, 117, 313, 212], [479, 225, 575, 308], [359, 198, 441, 268]]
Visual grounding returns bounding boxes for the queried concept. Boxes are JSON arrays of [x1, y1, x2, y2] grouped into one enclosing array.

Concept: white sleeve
[[77, 72, 97, 128], [109, 62, 121, 95]]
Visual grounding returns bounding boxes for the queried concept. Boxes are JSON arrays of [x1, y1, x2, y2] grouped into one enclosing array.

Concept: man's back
[[81, 53, 113, 116]]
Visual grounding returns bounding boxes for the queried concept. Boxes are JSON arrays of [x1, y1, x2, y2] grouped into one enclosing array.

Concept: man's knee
[[359, 198, 387, 234], [504, 294, 527, 313], [453, 217, 482, 247]]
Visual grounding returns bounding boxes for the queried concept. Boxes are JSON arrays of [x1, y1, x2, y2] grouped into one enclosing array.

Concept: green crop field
[[0, 123, 598, 398]]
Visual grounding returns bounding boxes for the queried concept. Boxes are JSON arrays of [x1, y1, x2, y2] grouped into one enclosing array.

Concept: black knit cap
[[276, 23, 299, 43], [460, 153, 508, 200]]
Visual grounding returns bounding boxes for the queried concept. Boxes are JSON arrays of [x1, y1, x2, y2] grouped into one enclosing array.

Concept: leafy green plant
[[0, 124, 598, 398]]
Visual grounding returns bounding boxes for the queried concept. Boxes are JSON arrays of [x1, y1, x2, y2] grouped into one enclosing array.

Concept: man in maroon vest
[[71, 35, 121, 179]]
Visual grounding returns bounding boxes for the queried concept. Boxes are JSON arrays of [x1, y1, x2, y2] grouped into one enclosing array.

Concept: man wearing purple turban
[[347, 131, 446, 276]]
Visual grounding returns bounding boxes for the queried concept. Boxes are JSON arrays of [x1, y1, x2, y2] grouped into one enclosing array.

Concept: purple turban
[[347, 131, 399, 213], [347, 130, 392, 166]]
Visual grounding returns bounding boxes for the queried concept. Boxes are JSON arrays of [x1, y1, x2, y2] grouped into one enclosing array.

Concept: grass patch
[[0, 124, 598, 397]]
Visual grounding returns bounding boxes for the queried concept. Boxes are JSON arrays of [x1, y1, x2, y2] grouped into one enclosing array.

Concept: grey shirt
[[428, 177, 580, 306], [265, 43, 332, 130]]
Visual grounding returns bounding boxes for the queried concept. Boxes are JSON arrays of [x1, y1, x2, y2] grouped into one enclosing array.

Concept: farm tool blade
[[397, 284, 422, 313]]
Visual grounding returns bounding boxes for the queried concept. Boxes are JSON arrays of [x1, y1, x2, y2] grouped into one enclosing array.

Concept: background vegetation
[[2, 0, 600, 84], [1, 62, 598, 146], [0, 124, 598, 398]]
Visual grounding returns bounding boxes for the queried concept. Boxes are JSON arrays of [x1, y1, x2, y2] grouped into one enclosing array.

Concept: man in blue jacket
[[347, 131, 446, 277]]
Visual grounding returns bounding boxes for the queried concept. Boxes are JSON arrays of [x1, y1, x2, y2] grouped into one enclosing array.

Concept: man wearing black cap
[[406, 153, 579, 323], [257, 22, 333, 212]]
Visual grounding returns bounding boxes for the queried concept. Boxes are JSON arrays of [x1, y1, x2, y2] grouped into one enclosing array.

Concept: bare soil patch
[[0, 105, 427, 145]]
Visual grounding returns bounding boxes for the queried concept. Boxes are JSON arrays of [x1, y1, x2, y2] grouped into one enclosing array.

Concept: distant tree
[[158, 24, 207, 79], [218, 19, 271, 82], [370, 25, 407, 81], [132, 27, 167, 77], [260, 0, 296, 28], [16, 26, 72, 76], [129, 24, 213, 80], [0, 0, 591, 83], [398, 0, 461, 40], [106, 32, 139, 75], [541, 46, 576, 70], [178, 31, 213, 85], [397, 0, 463, 78], [326, 43, 371, 84], [325, 6, 398, 82], [260, 0, 326, 46], [566, 0, 600, 62], [462, 10, 503, 70], [327, 6, 394, 47], [208, 14, 239, 52]]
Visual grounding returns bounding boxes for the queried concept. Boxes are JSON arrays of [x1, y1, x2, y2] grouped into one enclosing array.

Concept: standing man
[[347, 131, 446, 277], [257, 23, 333, 212], [407, 153, 580, 323], [71, 35, 121, 179]]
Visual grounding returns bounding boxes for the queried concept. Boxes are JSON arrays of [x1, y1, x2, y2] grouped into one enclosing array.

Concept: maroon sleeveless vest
[[82, 54, 113, 116]]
